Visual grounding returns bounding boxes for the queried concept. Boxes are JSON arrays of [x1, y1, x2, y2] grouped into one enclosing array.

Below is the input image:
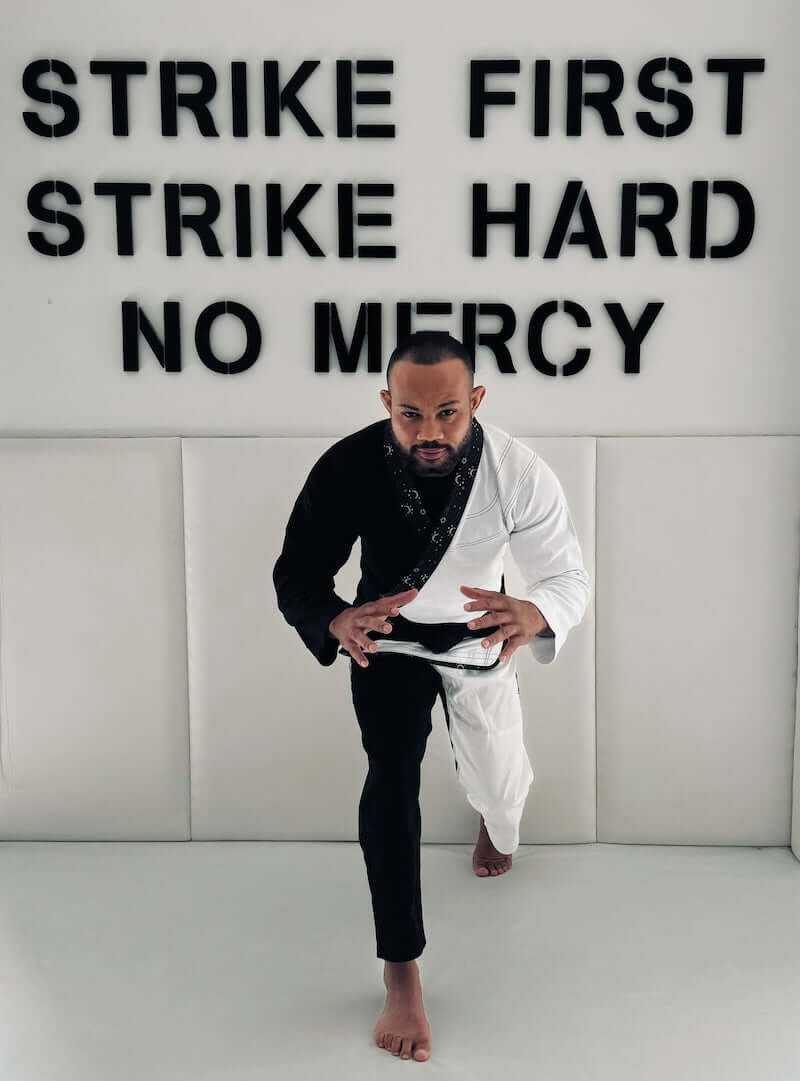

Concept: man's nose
[[416, 425, 444, 443]]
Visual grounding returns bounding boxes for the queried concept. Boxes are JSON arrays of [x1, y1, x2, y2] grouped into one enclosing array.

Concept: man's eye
[[401, 410, 456, 418]]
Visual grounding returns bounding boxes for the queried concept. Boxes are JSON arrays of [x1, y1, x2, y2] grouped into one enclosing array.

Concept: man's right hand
[[328, 588, 419, 668]]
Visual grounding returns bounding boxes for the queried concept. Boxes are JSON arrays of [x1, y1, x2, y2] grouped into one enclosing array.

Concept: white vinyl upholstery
[[794, 578, 800, 860], [0, 434, 798, 862], [596, 438, 800, 849], [0, 438, 190, 838], [504, 439, 596, 842]]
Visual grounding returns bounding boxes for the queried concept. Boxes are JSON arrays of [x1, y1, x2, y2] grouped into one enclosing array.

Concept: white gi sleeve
[[507, 453, 591, 664]]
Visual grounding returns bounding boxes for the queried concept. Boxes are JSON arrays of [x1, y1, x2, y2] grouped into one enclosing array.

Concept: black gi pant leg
[[349, 651, 444, 962]]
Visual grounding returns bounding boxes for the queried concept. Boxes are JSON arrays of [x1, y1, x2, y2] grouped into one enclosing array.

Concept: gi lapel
[[338, 415, 504, 667], [381, 415, 484, 597]]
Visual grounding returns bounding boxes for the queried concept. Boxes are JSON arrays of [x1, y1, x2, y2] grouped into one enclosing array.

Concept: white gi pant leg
[[435, 658, 534, 855]]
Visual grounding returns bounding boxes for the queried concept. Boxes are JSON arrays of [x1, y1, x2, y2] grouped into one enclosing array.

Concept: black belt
[[337, 612, 502, 658]]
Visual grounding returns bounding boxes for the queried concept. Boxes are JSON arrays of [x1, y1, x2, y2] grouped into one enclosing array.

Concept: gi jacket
[[272, 417, 591, 669]]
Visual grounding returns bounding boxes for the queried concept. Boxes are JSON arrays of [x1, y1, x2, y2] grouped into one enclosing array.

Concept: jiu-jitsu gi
[[273, 415, 591, 961]]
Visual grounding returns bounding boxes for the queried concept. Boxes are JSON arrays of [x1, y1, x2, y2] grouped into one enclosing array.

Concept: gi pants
[[349, 649, 535, 962]]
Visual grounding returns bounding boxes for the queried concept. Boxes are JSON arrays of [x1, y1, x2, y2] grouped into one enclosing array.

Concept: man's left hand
[[460, 585, 548, 664]]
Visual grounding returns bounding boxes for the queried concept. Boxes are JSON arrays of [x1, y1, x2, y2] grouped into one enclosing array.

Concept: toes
[[378, 1031, 420, 1059], [475, 856, 512, 875]]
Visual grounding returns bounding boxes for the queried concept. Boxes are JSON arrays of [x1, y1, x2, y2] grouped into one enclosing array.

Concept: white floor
[[2, 841, 799, 1080]]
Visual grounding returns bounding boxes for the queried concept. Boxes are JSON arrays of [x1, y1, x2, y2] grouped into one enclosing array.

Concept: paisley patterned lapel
[[381, 416, 483, 596]]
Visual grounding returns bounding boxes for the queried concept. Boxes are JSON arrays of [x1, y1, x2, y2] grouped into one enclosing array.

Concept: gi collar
[[381, 415, 484, 595]]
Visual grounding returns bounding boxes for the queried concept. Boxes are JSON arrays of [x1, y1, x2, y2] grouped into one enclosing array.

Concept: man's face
[[379, 356, 485, 477]]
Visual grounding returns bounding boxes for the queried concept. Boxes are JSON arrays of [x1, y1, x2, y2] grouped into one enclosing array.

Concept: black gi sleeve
[[272, 449, 359, 667]]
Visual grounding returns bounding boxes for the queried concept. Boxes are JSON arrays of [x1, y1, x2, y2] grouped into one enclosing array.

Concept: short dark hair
[[386, 330, 474, 393]]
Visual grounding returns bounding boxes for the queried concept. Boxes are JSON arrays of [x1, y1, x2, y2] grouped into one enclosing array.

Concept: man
[[272, 330, 591, 1062]]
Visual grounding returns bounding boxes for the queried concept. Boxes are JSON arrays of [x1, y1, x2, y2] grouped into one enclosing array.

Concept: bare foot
[[473, 814, 513, 876], [373, 959, 432, 1062]]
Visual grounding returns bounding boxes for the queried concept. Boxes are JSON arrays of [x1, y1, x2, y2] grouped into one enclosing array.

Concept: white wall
[[0, 0, 797, 853], [0, 0, 796, 436]]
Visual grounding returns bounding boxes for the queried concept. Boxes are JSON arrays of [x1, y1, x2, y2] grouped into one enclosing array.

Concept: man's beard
[[388, 422, 474, 477]]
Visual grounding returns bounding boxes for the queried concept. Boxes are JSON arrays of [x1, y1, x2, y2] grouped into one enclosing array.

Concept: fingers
[[348, 634, 376, 667], [496, 635, 524, 662], [480, 628, 517, 648], [365, 589, 417, 622], [464, 596, 509, 615], [351, 611, 394, 668], [349, 618, 392, 668], [468, 612, 513, 632], [462, 585, 502, 599], [350, 591, 416, 668], [467, 611, 494, 629], [375, 588, 418, 614]]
